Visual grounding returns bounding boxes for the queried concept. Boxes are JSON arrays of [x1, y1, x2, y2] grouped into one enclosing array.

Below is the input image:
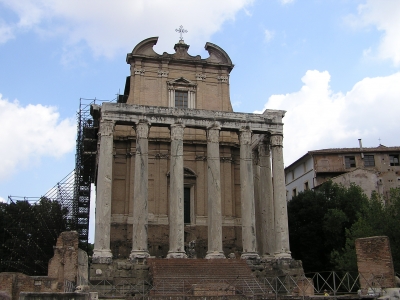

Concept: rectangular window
[[292, 188, 297, 198], [175, 91, 188, 108], [390, 154, 399, 166], [364, 155, 375, 167], [345, 156, 356, 168], [304, 181, 309, 191]]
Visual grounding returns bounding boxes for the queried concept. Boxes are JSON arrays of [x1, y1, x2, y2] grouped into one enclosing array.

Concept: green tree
[[0, 198, 68, 275], [288, 181, 369, 273], [332, 188, 400, 272]]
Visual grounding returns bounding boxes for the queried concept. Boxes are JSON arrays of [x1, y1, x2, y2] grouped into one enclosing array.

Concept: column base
[[166, 251, 188, 259], [261, 254, 276, 261], [205, 251, 225, 259], [92, 249, 113, 264], [241, 252, 260, 260], [274, 251, 292, 259], [129, 250, 150, 261]]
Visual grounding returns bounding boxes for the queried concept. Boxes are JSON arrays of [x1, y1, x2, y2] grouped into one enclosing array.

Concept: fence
[[88, 271, 397, 298]]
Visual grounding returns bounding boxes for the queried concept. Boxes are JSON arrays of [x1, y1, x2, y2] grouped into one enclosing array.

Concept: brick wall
[[355, 236, 395, 289]]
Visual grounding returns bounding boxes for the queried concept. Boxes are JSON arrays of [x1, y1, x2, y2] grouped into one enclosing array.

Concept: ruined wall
[[0, 232, 87, 300], [355, 236, 395, 289]]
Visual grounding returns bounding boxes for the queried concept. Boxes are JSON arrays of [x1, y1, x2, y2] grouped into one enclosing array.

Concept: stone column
[[239, 128, 260, 259], [130, 120, 151, 260], [93, 120, 115, 264], [259, 137, 275, 259], [271, 134, 291, 258], [205, 124, 225, 259], [167, 123, 187, 258]]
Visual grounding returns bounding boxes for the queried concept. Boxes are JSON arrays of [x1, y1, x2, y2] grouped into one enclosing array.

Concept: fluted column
[[239, 128, 260, 259], [205, 124, 225, 259], [167, 123, 187, 258], [259, 136, 275, 259], [271, 134, 291, 258], [130, 120, 150, 260], [93, 120, 115, 264]]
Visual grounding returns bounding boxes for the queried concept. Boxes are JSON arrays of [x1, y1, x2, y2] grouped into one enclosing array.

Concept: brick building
[[285, 144, 400, 200]]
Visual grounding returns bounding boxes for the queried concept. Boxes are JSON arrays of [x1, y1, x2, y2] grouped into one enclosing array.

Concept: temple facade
[[91, 37, 291, 262]]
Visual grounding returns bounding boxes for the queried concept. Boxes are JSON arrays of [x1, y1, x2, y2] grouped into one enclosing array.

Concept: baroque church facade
[[91, 37, 291, 262]]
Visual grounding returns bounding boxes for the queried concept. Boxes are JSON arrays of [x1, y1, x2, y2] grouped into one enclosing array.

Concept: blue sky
[[0, 0, 399, 239]]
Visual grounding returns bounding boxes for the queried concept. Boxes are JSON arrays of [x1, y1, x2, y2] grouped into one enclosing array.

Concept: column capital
[[270, 134, 283, 147], [135, 120, 150, 139], [239, 128, 252, 145], [99, 120, 115, 136], [207, 125, 221, 143], [258, 137, 271, 157], [170, 123, 185, 141]]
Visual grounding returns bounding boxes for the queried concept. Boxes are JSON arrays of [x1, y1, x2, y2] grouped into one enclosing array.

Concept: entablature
[[92, 103, 284, 135]]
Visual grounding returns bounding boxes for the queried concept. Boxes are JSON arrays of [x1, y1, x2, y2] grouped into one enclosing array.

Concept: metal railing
[[89, 271, 396, 298]]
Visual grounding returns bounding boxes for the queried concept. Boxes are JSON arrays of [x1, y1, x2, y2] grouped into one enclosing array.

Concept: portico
[[92, 103, 291, 262]]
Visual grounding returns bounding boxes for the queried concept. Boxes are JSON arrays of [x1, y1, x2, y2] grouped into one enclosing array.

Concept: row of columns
[[92, 119, 291, 263]]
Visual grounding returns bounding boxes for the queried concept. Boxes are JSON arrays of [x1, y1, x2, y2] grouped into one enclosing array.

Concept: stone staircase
[[148, 258, 271, 297]]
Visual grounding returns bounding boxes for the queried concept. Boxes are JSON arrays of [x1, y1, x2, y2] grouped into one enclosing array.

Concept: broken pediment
[[205, 42, 232, 65]]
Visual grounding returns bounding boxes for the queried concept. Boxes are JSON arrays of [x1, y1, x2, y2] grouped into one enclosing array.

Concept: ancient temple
[[91, 36, 291, 264]]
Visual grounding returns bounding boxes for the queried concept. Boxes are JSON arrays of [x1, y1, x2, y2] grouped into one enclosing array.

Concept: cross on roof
[[175, 25, 188, 41]]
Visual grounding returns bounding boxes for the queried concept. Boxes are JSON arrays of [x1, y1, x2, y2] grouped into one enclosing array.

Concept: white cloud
[[264, 29, 275, 42], [256, 70, 400, 166], [0, 94, 76, 181], [280, 0, 294, 4], [353, 0, 400, 66], [0, 0, 254, 60], [0, 196, 6, 203], [0, 21, 14, 44]]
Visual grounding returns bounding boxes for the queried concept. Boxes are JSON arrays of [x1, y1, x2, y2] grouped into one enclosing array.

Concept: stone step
[[148, 258, 270, 296]]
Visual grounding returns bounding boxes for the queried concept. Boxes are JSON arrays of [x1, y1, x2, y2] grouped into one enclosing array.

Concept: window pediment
[[167, 77, 197, 89]]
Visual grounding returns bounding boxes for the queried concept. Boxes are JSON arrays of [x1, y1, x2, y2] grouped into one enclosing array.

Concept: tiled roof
[[308, 145, 400, 154]]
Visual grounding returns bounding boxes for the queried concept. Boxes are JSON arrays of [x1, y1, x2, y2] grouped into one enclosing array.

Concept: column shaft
[[259, 137, 275, 258], [205, 125, 225, 259], [130, 120, 150, 260], [271, 134, 291, 258], [167, 124, 187, 258], [93, 120, 114, 264], [239, 128, 260, 259]]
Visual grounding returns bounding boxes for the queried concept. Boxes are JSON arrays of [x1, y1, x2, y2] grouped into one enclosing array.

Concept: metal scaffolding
[[8, 98, 112, 252]]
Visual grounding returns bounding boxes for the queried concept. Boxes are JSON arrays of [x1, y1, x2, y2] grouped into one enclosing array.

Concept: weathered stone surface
[[356, 236, 395, 289], [130, 120, 150, 260], [239, 128, 259, 260], [167, 124, 187, 258], [271, 135, 291, 258], [205, 125, 224, 259], [93, 120, 114, 263]]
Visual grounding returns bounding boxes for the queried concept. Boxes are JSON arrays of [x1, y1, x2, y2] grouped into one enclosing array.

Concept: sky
[[0, 0, 399, 240]]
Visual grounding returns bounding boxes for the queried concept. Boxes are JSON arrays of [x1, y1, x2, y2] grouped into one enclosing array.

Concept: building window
[[292, 188, 297, 198], [345, 156, 356, 168], [390, 154, 399, 166], [168, 77, 196, 109], [175, 91, 188, 108], [364, 155, 375, 167], [304, 181, 309, 191]]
